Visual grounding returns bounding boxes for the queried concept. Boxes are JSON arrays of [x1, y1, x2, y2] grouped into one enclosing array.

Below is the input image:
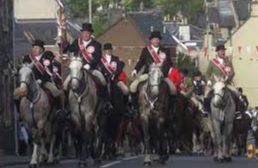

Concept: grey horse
[[137, 64, 170, 165], [210, 79, 236, 162], [68, 56, 98, 167], [14, 64, 57, 167]]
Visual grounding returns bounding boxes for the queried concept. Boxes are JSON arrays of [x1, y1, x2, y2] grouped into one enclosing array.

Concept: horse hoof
[[78, 161, 88, 167], [213, 156, 218, 162], [159, 158, 167, 165], [94, 159, 102, 164], [144, 161, 151, 166], [224, 157, 232, 162], [29, 164, 38, 168], [217, 158, 225, 163]]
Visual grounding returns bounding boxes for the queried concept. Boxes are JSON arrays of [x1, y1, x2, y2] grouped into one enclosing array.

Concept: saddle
[[130, 74, 149, 93]]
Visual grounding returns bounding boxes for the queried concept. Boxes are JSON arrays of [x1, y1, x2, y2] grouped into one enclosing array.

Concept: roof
[[128, 12, 176, 46], [14, 19, 80, 57], [203, 0, 251, 28], [233, 0, 251, 21]]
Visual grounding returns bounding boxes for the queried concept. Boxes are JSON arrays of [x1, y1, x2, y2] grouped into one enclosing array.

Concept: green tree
[[153, 0, 204, 24]]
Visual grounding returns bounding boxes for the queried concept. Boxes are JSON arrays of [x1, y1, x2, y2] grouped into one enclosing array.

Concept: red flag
[[238, 46, 242, 53]]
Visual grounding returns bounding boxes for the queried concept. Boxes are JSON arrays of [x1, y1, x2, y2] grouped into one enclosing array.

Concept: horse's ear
[[28, 62, 34, 69], [214, 75, 219, 82]]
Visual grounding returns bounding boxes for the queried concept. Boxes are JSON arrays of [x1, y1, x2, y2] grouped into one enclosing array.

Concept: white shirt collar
[[83, 39, 92, 48], [151, 45, 159, 53], [217, 57, 224, 64], [35, 54, 42, 61], [105, 54, 112, 63]]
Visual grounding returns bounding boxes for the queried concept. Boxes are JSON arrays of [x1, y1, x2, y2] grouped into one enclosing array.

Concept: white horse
[[210, 78, 236, 162], [68, 56, 98, 167], [14, 63, 58, 167], [138, 64, 171, 165]]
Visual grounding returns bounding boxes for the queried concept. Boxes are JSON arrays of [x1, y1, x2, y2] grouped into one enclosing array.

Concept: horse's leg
[[30, 143, 39, 167], [157, 118, 169, 164], [141, 114, 151, 165], [47, 134, 56, 163], [192, 132, 198, 154], [212, 119, 222, 161], [223, 122, 233, 161]]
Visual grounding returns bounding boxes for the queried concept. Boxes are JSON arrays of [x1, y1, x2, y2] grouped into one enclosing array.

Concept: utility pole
[[89, 0, 92, 23]]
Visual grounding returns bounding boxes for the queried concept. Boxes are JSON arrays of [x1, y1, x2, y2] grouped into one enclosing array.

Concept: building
[[14, 0, 80, 63], [0, 0, 15, 155], [224, 0, 258, 106], [97, 11, 177, 77]]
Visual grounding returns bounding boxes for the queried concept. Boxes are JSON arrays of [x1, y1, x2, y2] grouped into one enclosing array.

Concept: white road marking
[[122, 156, 139, 161], [100, 161, 121, 168]]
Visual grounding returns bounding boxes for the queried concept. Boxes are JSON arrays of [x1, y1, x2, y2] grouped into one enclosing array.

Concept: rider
[[130, 30, 174, 109], [63, 23, 107, 97], [96, 43, 129, 109], [204, 44, 239, 113], [189, 70, 206, 114], [168, 67, 189, 94], [98, 43, 129, 95], [237, 87, 249, 113], [22, 39, 62, 111]]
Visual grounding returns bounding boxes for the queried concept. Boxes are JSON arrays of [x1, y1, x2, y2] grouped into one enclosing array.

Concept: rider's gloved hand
[[131, 69, 137, 77], [36, 79, 42, 84], [83, 64, 90, 70]]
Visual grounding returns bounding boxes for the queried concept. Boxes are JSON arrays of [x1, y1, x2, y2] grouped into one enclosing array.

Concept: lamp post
[[89, 0, 92, 23]]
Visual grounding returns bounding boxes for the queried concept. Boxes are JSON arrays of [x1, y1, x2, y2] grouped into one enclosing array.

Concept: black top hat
[[103, 43, 113, 50], [193, 70, 202, 77], [81, 23, 94, 32], [32, 39, 45, 50], [149, 31, 162, 40], [43, 51, 55, 60], [179, 68, 189, 76], [216, 44, 226, 51]]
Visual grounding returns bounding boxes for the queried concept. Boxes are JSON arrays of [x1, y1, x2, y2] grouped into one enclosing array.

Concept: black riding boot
[[53, 95, 66, 120], [98, 86, 113, 113], [130, 93, 138, 112], [204, 90, 213, 113]]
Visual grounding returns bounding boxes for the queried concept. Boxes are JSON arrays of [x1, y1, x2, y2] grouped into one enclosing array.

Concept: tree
[[153, 0, 205, 24]]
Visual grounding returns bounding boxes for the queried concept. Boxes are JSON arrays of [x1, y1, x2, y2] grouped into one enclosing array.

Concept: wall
[[14, 0, 59, 19], [225, 12, 258, 107], [97, 18, 146, 79]]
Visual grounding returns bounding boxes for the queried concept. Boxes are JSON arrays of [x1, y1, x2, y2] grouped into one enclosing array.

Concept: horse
[[210, 79, 236, 162], [137, 64, 170, 165], [14, 63, 59, 167], [169, 94, 194, 154], [68, 56, 98, 167]]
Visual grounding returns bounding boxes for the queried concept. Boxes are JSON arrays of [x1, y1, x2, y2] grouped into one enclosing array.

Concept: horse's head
[[15, 63, 34, 97], [69, 56, 84, 91], [212, 79, 226, 108], [147, 63, 163, 97]]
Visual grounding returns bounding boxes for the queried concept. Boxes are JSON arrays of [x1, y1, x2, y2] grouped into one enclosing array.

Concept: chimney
[[140, 1, 144, 11], [251, 0, 258, 16], [150, 26, 154, 32], [163, 26, 166, 34]]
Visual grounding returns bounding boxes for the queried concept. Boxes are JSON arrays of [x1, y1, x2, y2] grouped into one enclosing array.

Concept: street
[[5, 156, 258, 168]]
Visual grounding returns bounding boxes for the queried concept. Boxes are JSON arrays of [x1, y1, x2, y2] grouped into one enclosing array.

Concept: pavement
[[0, 155, 29, 167]]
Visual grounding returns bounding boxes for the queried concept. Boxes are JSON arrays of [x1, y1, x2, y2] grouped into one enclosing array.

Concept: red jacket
[[168, 68, 184, 92], [119, 71, 127, 85]]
